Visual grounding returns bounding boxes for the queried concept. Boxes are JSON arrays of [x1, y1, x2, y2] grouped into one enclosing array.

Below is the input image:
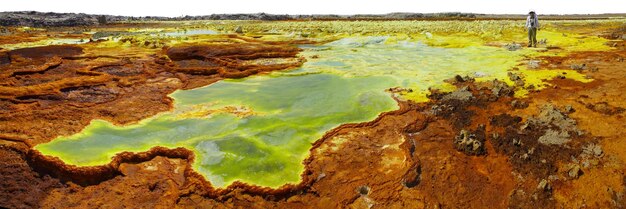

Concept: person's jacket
[[526, 14, 540, 29]]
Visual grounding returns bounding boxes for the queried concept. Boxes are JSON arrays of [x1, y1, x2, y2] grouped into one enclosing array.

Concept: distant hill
[[1, 11, 624, 27]]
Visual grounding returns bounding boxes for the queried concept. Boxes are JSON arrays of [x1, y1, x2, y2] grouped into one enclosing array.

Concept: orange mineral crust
[[1, 19, 626, 208]]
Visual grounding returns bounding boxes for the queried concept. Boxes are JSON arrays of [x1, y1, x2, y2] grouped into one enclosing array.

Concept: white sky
[[3, 0, 626, 17]]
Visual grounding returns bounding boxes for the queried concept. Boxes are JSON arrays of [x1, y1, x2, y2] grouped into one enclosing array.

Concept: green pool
[[36, 36, 528, 188]]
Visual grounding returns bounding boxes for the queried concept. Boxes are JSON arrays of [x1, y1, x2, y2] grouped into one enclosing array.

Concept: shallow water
[[0, 38, 88, 50], [36, 36, 544, 188], [155, 29, 218, 36]]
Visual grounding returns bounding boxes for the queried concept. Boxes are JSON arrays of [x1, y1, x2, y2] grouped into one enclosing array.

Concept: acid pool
[[35, 36, 566, 188]]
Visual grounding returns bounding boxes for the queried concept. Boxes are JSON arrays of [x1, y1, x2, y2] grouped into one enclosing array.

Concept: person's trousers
[[528, 27, 537, 47]]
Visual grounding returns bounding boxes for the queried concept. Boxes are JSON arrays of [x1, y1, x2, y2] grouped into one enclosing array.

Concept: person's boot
[[528, 43, 532, 47]]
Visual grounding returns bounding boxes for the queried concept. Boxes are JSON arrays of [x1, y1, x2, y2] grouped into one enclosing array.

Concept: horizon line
[[2, 10, 626, 18]]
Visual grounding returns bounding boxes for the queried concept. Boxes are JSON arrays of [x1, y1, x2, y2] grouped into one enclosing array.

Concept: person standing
[[526, 11, 540, 47]]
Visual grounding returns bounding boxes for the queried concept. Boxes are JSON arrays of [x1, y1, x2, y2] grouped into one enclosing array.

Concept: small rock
[[568, 164, 582, 178], [520, 120, 531, 131], [590, 159, 600, 166], [453, 74, 474, 83], [582, 143, 603, 158], [357, 185, 370, 195], [570, 63, 587, 71], [454, 74, 466, 82], [564, 105, 575, 113], [537, 179, 551, 191], [528, 60, 540, 69], [538, 129, 570, 145], [511, 100, 529, 109], [474, 72, 487, 77], [491, 79, 515, 98], [234, 26, 243, 33], [508, 72, 524, 87], [316, 172, 326, 181], [538, 39, 547, 45], [582, 160, 590, 168], [441, 87, 474, 102], [522, 153, 529, 160], [505, 43, 522, 51], [593, 146, 603, 157], [453, 128, 486, 155], [548, 176, 559, 183], [424, 32, 433, 39]]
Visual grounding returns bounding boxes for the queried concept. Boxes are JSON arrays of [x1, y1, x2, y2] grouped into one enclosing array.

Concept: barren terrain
[[1, 17, 626, 208]]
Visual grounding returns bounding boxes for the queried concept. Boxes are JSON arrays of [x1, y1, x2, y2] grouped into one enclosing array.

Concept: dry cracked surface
[[1, 26, 626, 209]]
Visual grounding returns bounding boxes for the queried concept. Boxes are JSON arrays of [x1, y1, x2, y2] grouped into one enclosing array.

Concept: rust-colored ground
[[1, 25, 626, 209]]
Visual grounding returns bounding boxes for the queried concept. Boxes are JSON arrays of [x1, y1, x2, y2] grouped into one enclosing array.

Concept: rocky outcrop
[[0, 11, 98, 27], [526, 104, 581, 145], [164, 41, 304, 78], [453, 126, 487, 155]]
